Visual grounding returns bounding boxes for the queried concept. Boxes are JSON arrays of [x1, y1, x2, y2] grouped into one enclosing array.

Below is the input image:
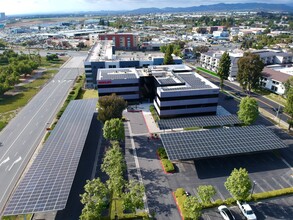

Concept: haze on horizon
[[1, 0, 292, 15]]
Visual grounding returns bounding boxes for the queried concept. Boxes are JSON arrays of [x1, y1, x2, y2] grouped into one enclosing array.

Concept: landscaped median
[[156, 147, 175, 173], [196, 67, 219, 78]]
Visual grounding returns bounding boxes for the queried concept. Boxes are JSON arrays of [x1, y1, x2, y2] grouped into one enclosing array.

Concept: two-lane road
[[0, 56, 85, 216], [186, 62, 289, 123]]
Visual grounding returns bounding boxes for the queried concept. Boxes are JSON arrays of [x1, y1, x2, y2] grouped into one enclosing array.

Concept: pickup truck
[[236, 200, 257, 220]]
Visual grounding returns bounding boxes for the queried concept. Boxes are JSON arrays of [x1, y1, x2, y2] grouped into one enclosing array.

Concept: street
[[0, 56, 85, 216]]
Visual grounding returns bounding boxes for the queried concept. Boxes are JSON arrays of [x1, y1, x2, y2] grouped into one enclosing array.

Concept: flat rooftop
[[86, 40, 113, 62], [98, 68, 139, 80]]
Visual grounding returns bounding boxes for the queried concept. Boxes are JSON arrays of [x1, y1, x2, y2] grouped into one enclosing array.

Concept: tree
[[284, 76, 293, 96], [217, 52, 231, 90], [103, 118, 125, 141], [197, 185, 216, 204], [237, 97, 259, 125], [285, 88, 293, 130], [122, 180, 145, 213], [97, 94, 127, 123], [101, 141, 126, 196], [80, 178, 109, 220], [237, 52, 264, 94], [224, 168, 252, 201], [183, 196, 202, 220], [46, 53, 59, 61], [163, 44, 174, 65]]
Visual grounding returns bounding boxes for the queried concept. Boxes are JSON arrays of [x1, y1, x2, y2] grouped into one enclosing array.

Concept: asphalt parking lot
[[202, 195, 293, 220]]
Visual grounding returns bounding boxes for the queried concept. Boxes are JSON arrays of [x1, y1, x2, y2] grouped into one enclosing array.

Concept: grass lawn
[[40, 57, 68, 68], [196, 67, 219, 78], [253, 88, 286, 106], [108, 197, 148, 220], [77, 89, 99, 99], [2, 214, 32, 220]]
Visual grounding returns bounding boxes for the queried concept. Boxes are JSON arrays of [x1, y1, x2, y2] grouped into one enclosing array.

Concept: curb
[[172, 192, 184, 220], [156, 151, 173, 175]]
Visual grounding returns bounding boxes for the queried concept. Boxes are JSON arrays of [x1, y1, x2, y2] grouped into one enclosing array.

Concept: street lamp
[[250, 181, 257, 199]]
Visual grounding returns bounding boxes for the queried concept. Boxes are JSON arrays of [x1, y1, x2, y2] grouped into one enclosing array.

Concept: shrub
[[161, 159, 175, 173], [175, 188, 186, 198], [225, 197, 236, 205], [157, 147, 167, 159]]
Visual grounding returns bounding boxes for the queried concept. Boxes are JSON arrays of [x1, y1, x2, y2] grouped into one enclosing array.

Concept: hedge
[[157, 147, 167, 159], [161, 159, 175, 173], [174, 188, 188, 218], [149, 105, 159, 122]]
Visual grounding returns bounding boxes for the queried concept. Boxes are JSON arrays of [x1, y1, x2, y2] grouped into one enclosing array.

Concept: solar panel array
[[161, 125, 287, 160], [158, 115, 241, 130], [4, 99, 97, 216], [180, 74, 211, 89], [157, 78, 179, 85], [101, 73, 137, 80]]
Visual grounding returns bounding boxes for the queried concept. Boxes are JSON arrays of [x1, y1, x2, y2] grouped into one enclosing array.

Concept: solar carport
[[3, 99, 97, 216], [161, 125, 287, 160]]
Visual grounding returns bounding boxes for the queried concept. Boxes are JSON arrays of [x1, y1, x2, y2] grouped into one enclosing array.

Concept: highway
[[0, 56, 85, 216], [186, 62, 290, 125]]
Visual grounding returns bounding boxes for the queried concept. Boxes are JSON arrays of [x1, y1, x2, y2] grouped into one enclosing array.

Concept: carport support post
[[23, 214, 26, 220], [250, 181, 256, 199]]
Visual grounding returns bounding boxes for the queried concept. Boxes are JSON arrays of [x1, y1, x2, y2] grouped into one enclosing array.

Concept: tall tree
[[237, 97, 259, 125], [163, 44, 174, 65], [224, 168, 252, 201], [217, 52, 231, 90], [122, 180, 145, 213], [101, 141, 126, 196], [197, 185, 216, 204], [97, 93, 127, 123], [284, 76, 293, 96], [103, 118, 125, 141], [285, 88, 293, 130], [237, 52, 264, 94], [80, 178, 109, 220], [183, 196, 202, 220]]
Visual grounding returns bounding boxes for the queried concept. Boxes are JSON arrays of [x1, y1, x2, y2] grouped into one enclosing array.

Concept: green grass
[[184, 126, 201, 131], [157, 147, 168, 159], [77, 89, 99, 99], [253, 88, 286, 106], [40, 57, 68, 68], [196, 67, 219, 78], [108, 197, 148, 220], [149, 105, 159, 122], [2, 214, 33, 220]]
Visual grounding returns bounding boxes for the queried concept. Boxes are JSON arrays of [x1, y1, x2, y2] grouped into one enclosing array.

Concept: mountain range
[[126, 3, 293, 14]]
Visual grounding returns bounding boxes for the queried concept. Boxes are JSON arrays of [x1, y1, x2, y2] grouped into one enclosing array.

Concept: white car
[[237, 200, 257, 220], [218, 205, 235, 220]]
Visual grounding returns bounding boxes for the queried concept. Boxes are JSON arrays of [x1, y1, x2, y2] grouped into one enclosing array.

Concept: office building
[[98, 33, 139, 50], [84, 40, 182, 88]]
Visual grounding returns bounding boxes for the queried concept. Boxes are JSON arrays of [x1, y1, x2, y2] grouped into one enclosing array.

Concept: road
[[186, 62, 289, 123], [0, 56, 85, 216]]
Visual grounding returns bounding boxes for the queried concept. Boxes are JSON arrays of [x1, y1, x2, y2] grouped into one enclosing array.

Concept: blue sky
[[1, 0, 292, 15]]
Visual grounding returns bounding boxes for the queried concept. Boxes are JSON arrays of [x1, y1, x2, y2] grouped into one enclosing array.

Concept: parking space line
[[271, 177, 285, 189], [214, 186, 225, 200], [262, 179, 275, 191], [255, 180, 266, 192], [281, 176, 292, 187]]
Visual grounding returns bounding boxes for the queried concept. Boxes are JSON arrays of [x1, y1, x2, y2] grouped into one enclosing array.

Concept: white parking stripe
[[214, 186, 225, 200], [262, 179, 275, 190], [255, 181, 266, 192], [271, 177, 285, 188], [281, 176, 292, 187]]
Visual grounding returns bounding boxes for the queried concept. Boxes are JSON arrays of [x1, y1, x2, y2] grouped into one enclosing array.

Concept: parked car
[[185, 191, 190, 196], [218, 205, 235, 220], [237, 200, 257, 220]]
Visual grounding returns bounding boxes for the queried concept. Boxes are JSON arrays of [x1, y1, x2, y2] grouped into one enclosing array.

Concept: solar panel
[[161, 125, 287, 160], [101, 73, 137, 80], [3, 99, 97, 216], [158, 115, 241, 130], [158, 78, 177, 85]]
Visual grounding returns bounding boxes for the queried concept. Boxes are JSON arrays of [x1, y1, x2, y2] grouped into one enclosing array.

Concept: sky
[[0, 0, 292, 15]]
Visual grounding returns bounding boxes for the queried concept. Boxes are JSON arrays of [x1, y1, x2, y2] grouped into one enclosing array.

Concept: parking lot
[[202, 195, 293, 220]]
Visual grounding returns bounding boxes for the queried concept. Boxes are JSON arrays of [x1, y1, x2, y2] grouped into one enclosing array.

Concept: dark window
[[157, 94, 219, 101], [159, 102, 217, 110], [98, 83, 139, 88]]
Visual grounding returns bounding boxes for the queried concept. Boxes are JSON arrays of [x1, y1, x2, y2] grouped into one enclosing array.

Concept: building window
[[271, 85, 278, 92]]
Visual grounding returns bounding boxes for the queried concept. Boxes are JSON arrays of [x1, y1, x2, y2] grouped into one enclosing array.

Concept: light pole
[[250, 181, 257, 199]]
